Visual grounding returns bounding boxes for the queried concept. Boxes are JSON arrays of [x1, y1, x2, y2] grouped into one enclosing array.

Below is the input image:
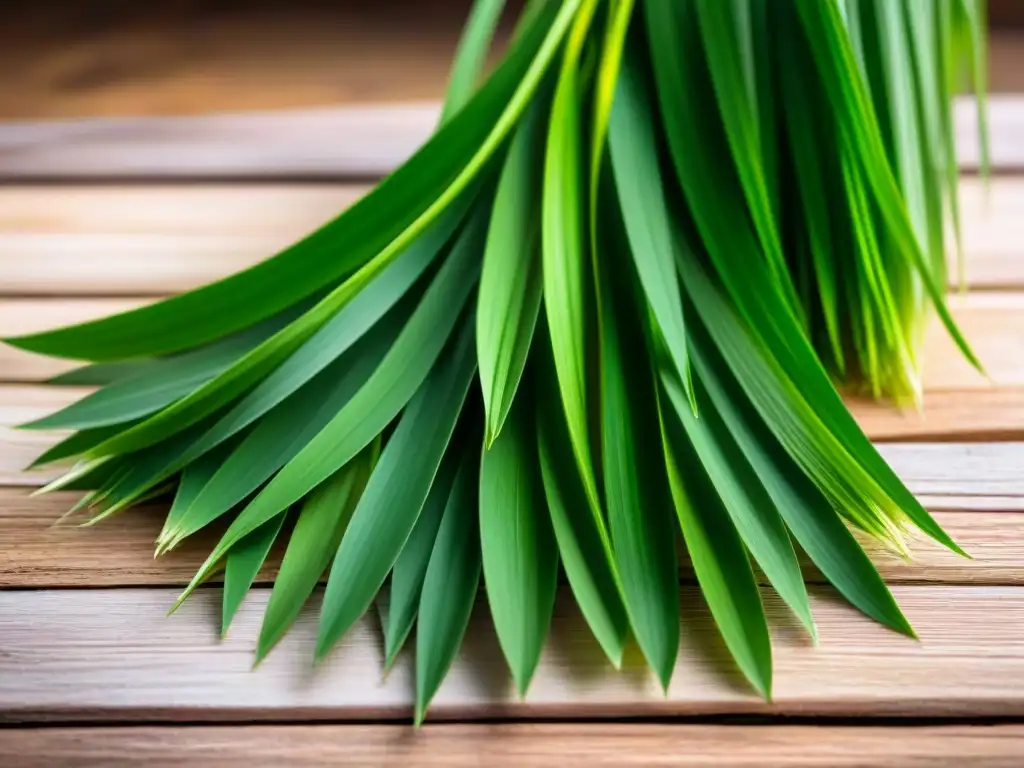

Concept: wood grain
[[0, 96, 1014, 180], [0, 176, 1015, 295], [2, 724, 1022, 767], [2, 585, 1023, 721], [2, 488, 1020, 588], [846, 388, 1024, 442], [0, 185, 368, 295], [1, 2, 1019, 123], [0, 298, 149, 381], [4, 291, 1022, 393], [0, 0, 507, 121], [2, 388, 1023, 488]]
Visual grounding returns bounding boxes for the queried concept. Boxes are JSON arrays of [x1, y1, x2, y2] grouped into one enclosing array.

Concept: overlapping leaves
[[5, 0, 986, 722]]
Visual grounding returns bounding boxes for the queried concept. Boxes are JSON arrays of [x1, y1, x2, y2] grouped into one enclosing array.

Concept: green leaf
[[596, 208, 679, 687], [97, 223, 446, 517], [691, 314, 914, 637], [3, 0, 578, 363], [160, 316, 394, 550], [161, 440, 241, 540], [167, 211, 485, 571], [21, 311, 298, 432], [441, 0, 508, 122], [542, 0, 603, 515], [479, 395, 557, 696], [661, 356, 814, 641], [694, 0, 801, 316], [383, 453, 459, 669], [607, 43, 694, 408], [477, 98, 545, 445], [536, 360, 627, 668], [314, 317, 478, 659], [792, 0, 980, 374], [414, 447, 482, 725], [678, 238, 960, 555], [29, 422, 141, 469], [48, 360, 157, 387], [659, 393, 772, 699], [257, 451, 375, 661], [777, 35, 845, 370], [221, 513, 286, 635]]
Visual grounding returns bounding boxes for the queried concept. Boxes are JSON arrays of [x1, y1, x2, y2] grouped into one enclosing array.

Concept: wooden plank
[[922, 293, 1024, 390], [2, 488, 1020, 588], [1, 384, 1023, 488], [0, 298, 149, 381], [0, 96, 1015, 181], [2, 724, 1022, 767], [957, 177, 1024, 289], [0, 177, 1016, 295], [0, 0, 506, 122], [846, 389, 1024, 442], [0, 185, 368, 296], [955, 95, 1024, 172], [4, 292, 1023, 388], [1, 585, 1022, 721], [2, 2, 1019, 123]]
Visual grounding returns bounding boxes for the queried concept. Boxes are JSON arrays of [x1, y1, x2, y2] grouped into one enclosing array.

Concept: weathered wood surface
[[1, 12, 1022, 760], [0, 177, 1017, 296], [2, 488, 1021, 588], [3, 291, 1022, 393], [0, 96, 1016, 179], [2, 724, 1023, 768], [2, 586, 1023, 721]]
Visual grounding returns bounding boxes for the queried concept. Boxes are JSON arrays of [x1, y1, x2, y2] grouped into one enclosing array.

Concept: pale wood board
[[0, 96, 1016, 179], [4, 292, 1022, 389], [2, 724, 1023, 768], [0, 185, 369, 296], [2, 586, 1023, 721], [3, 387, 1023, 486], [2, 488, 1020, 588], [0, 177, 1015, 296]]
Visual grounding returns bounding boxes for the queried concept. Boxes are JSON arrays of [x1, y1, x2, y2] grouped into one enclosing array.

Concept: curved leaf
[[4, 0, 578, 362], [414, 448, 481, 725], [479, 397, 558, 696], [660, 395, 772, 699], [221, 513, 286, 635], [315, 317, 478, 659], [383, 452, 459, 669], [477, 98, 545, 445], [257, 452, 375, 661], [542, 0, 602, 514]]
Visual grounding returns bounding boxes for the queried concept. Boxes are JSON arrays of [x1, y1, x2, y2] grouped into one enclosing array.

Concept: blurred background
[[1, 0, 1020, 121]]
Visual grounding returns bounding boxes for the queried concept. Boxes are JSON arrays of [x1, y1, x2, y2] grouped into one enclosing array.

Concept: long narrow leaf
[[479, 396, 558, 696], [315, 317, 478, 659], [414, 448, 482, 725]]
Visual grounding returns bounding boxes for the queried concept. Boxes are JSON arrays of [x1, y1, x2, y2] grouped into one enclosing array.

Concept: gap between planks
[[1, 488, 1021, 588], [1, 724, 1022, 767], [0, 176, 1016, 296], [2, 585, 1024, 721]]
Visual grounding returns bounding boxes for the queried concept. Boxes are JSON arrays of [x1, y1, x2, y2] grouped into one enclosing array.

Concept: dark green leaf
[[414, 448, 482, 724], [315, 316, 478, 659], [479, 395, 557, 696]]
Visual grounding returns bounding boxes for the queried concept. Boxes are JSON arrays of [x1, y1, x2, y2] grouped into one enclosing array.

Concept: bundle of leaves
[[5, 0, 988, 722]]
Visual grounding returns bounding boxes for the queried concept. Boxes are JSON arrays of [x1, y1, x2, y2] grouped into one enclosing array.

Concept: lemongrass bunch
[[5, 0, 987, 722]]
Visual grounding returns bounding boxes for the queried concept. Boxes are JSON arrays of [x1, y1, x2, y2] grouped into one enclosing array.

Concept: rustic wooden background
[[1, 2, 1024, 765]]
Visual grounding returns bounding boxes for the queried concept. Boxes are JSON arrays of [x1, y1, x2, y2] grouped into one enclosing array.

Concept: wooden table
[[2, 6, 1024, 765]]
